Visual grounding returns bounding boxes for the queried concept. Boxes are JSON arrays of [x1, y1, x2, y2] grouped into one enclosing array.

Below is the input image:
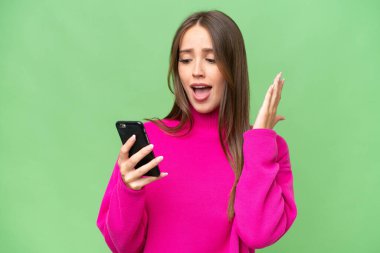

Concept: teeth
[[192, 86, 209, 88]]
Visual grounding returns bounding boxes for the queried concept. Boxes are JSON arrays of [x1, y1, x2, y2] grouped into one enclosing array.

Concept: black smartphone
[[115, 121, 160, 177]]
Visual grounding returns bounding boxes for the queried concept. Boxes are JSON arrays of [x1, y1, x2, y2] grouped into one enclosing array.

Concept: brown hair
[[145, 10, 251, 221]]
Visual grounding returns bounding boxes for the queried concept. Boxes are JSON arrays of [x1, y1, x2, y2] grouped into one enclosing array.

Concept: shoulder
[[143, 118, 179, 129], [142, 118, 180, 135]]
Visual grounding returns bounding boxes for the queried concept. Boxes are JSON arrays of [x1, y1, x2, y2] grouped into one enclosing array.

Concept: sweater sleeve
[[96, 159, 148, 253], [234, 128, 298, 249]]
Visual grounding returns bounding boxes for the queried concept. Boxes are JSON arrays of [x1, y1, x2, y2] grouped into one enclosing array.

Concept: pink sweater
[[96, 106, 297, 252]]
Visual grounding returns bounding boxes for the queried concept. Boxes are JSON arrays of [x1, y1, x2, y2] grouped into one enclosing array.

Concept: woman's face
[[178, 24, 226, 114]]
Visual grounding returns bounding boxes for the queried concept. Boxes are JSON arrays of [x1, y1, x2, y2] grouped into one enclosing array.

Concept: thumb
[[275, 115, 286, 124]]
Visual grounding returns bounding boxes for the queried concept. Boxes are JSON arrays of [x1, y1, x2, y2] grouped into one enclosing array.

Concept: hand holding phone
[[116, 121, 168, 190]]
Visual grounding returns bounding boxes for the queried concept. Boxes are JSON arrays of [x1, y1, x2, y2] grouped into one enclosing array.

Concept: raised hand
[[252, 72, 286, 130]]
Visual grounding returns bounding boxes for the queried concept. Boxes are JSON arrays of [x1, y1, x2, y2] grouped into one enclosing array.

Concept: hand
[[117, 135, 168, 190], [252, 72, 286, 130]]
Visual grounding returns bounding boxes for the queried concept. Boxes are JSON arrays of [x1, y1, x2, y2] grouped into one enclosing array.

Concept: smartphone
[[115, 121, 161, 177]]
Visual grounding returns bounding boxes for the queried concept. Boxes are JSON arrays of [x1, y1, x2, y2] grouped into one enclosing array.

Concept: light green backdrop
[[1, 0, 379, 252]]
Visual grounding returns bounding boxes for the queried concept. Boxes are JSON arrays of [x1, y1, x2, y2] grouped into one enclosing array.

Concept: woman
[[96, 10, 297, 253]]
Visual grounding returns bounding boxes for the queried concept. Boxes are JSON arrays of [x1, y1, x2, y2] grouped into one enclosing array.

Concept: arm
[[96, 160, 148, 253], [234, 128, 298, 249]]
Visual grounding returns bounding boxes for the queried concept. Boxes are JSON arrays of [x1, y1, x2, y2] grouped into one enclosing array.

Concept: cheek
[[178, 65, 190, 81], [216, 83, 226, 102], [178, 67, 184, 81], [210, 66, 224, 83], [212, 71, 226, 95], [215, 84, 225, 101]]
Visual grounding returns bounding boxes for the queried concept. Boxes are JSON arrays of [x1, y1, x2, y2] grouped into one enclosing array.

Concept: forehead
[[179, 25, 213, 51]]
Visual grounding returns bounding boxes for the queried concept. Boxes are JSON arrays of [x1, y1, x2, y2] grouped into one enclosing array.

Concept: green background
[[1, 0, 379, 252]]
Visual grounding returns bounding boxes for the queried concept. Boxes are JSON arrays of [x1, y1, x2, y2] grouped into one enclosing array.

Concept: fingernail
[[162, 172, 168, 176], [149, 144, 154, 149], [157, 156, 164, 161], [131, 134, 136, 140]]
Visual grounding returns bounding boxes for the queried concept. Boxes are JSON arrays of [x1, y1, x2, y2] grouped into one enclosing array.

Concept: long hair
[[144, 10, 251, 221]]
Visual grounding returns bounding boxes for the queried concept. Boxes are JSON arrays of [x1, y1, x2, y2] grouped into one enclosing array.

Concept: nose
[[192, 59, 205, 78]]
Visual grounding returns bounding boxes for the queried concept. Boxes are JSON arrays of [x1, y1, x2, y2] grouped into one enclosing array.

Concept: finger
[[118, 135, 136, 169], [269, 73, 283, 111], [128, 172, 169, 190], [274, 72, 282, 85], [265, 72, 281, 110], [273, 115, 286, 127], [273, 80, 284, 109], [279, 79, 285, 94], [131, 155, 164, 179], [128, 143, 155, 169], [262, 84, 274, 110], [273, 72, 282, 93], [277, 78, 285, 103], [119, 135, 136, 159], [276, 79, 285, 107]]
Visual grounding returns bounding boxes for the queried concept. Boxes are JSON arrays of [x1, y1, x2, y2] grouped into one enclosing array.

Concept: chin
[[190, 102, 218, 114]]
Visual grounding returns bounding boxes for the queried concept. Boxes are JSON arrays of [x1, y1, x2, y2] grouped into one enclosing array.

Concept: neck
[[189, 104, 219, 131]]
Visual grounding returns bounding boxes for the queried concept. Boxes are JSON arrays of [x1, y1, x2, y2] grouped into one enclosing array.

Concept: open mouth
[[191, 86, 212, 101], [191, 86, 212, 92]]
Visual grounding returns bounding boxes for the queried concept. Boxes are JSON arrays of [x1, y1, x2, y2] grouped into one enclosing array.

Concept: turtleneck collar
[[189, 104, 219, 131]]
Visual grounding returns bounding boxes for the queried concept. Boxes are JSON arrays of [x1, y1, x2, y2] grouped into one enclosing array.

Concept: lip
[[190, 83, 212, 88], [190, 83, 212, 102]]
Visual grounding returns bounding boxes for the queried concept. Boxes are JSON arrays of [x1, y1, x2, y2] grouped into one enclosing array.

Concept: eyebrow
[[179, 48, 214, 53]]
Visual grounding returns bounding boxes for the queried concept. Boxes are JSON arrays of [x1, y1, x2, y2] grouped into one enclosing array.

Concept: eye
[[179, 59, 191, 64], [206, 58, 216, 63]]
